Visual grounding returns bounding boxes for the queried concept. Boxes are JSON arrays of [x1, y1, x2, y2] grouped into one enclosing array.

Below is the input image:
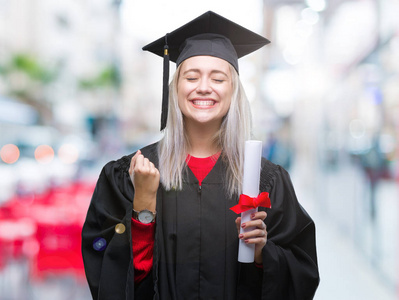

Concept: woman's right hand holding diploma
[[235, 211, 268, 264], [129, 150, 160, 212]]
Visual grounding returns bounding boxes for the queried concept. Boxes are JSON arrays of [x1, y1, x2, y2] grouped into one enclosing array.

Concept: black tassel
[[160, 34, 169, 131]]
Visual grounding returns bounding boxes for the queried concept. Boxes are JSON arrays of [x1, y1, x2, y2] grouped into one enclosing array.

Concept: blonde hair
[[158, 63, 252, 197]]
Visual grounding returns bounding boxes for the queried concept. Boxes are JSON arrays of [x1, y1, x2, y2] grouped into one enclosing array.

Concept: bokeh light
[[301, 8, 319, 25], [34, 145, 55, 164], [306, 0, 327, 12], [0, 144, 20, 164], [349, 119, 366, 139], [58, 144, 79, 164]]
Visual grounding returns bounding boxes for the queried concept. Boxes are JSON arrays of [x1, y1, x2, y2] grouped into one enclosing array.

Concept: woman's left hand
[[235, 211, 267, 264]]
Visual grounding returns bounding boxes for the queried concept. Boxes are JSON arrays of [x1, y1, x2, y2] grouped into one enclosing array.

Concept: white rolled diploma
[[238, 140, 263, 263]]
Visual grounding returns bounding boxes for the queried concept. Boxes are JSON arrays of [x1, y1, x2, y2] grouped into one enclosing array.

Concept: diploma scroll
[[238, 140, 262, 263]]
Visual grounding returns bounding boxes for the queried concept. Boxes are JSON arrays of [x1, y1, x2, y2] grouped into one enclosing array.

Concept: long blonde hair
[[158, 63, 252, 197]]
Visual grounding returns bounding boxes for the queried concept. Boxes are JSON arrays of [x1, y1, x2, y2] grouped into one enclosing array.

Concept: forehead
[[180, 56, 231, 73]]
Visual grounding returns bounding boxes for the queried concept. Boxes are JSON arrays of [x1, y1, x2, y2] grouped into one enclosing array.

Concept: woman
[[82, 11, 319, 300]]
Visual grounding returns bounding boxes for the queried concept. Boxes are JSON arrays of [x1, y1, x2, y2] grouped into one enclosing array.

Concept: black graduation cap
[[142, 11, 270, 130]]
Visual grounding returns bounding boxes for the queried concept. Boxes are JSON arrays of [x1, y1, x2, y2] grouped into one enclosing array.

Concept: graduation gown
[[81, 142, 319, 300]]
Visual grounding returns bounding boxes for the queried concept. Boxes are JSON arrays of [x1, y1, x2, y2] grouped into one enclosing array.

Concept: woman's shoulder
[[261, 157, 281, 175], [260, 157, 289, 191]]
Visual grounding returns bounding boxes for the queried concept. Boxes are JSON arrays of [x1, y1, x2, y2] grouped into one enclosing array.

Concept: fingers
[[244, 236, 267, 246], [241, 219, 266, 233], [251, 211, 267, 221], [129, 150, 141, 174], [135, 155, 158, 174], [240, 227, 267, 240], [240, 211, 267, 230], [235, 217, 241, 233], [239, 226, 268, 245], [139, 161, 158, 177], [238, 211, 268, 245], [130, 150, 159, 175]]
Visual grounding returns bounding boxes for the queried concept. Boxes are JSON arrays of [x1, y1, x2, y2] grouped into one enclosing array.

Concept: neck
[[185, 120, 221, 158]]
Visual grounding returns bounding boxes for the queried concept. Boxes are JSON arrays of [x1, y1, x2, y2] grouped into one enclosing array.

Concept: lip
[[190, 99, 217, 109]]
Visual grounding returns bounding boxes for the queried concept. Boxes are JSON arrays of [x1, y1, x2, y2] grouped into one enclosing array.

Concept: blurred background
[[0, 0, 398, 299]]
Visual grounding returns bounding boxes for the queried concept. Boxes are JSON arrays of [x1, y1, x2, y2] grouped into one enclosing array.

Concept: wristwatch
[[133, 208, 156, 224]]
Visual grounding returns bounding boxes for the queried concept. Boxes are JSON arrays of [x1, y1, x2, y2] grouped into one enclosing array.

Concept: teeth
[[192, 100, 215, 106]]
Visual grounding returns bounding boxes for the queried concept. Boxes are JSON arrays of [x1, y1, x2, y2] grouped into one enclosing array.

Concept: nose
[[196, 78, 212, 94]]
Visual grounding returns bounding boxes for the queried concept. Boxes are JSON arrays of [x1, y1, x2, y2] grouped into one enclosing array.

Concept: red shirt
[[186, 152, 221, 185], [131, 218, 155, 283]]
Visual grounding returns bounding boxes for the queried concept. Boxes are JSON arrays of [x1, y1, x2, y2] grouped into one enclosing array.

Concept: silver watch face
[[138, 210, 155, 224]]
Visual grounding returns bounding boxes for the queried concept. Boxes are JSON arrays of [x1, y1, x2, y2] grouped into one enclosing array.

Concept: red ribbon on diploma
[[230, 192, 271, 214]]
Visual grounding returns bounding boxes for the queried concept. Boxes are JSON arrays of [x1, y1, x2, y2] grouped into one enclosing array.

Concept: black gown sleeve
[[260, 161, 320, 299], [81, 156, 135, 300]]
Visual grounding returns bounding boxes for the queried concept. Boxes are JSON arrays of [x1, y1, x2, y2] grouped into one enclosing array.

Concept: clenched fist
[[129, 150, 160, 212]]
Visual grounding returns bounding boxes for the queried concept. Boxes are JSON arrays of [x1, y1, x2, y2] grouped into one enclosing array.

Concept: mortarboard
[[142, 11, 270, 130]]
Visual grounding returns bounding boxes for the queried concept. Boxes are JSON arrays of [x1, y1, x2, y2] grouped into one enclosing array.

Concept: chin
[[192, 117, 224, 126]]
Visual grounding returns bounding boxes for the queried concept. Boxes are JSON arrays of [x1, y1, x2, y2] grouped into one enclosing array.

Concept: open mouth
[[191, 100, 216, 107]]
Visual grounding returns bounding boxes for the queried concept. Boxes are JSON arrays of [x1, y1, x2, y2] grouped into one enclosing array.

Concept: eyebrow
[[182, 69, 229, 77]]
